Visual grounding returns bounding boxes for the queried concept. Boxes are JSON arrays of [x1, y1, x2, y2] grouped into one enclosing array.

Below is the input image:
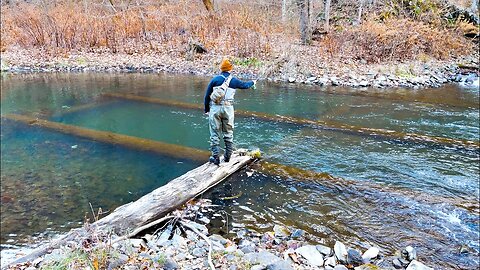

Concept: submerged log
[[2, 114, 210, 161], [102, 93, 480, 150], [4, 113, 477, 214]]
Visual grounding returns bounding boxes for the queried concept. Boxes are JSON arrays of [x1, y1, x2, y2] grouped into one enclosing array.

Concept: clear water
[[1, 72, 479, 269], [0, 118, 200, 244]]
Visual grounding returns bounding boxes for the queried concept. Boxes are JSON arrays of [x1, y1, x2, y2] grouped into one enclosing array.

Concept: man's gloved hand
[[252, 79, 257, 90]]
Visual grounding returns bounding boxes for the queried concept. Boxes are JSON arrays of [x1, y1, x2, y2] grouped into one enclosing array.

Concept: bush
[[320, 18, 472, 63]]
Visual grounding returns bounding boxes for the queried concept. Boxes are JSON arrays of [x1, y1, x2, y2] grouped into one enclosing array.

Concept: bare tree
[[357, 0, 364, 25], [324, 0, 331, 32], [296, 0, 311, 44]]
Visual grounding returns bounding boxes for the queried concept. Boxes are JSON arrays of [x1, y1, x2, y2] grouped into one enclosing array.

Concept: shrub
[[319, 18, 472, 63]]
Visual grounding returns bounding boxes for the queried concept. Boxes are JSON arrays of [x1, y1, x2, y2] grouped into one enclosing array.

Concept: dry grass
[[0, 1, 286, 58], [0, 0, 475, 63], [319, 18, 473, 63]]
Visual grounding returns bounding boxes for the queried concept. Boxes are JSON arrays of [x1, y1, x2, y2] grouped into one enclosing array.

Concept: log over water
[[101, 93, 479, 150], [3, 148, 252, 268]]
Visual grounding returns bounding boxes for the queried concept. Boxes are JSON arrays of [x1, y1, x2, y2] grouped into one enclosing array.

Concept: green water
[[1, 72, 479, 269], [1, 119, 200, 244]]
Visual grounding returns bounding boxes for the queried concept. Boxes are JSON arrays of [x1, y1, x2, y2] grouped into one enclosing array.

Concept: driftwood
[[93, 150, 252, 233], [4, 148, 252, 268], [102, 93, 480, 150]]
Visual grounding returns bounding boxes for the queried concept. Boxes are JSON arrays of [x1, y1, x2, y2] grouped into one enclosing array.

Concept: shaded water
[[1, 73, 479, 269]]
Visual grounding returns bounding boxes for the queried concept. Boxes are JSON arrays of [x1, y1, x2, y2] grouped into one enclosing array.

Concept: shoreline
[[1, 49, 479, 90], [3, 199, 436, 270]]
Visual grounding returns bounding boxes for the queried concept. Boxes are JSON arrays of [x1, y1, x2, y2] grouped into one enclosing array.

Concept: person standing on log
[[204, 59, 256, 165]]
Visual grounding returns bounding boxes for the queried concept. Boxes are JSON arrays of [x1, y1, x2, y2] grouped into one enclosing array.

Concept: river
[[1, 72, 478, 269]]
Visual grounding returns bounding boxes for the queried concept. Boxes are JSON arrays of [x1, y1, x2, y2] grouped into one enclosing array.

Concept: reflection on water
[[1, 73, 479, 269]]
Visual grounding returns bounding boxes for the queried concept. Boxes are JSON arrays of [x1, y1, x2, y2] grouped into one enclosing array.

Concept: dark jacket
[[204, 72, 254, 113]]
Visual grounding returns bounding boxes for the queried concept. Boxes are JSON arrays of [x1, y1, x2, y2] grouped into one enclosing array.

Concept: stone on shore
[[347, 248, 364, 266], [273, 224, 290, 238], [402, 246, 417, 261], [405, 260, 433, 270], [295, 245, 324, 266], [362, 247, 380, 261], [324, 256, 337, 269], [245, 251, 282, 266], [334, 241, 348, 264], [316, 244, 332, 256]]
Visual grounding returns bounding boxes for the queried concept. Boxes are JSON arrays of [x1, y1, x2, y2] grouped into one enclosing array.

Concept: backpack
[[210, 75, 233, 105]]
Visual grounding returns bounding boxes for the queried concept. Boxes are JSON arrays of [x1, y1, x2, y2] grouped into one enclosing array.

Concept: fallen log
[[4, 150, 253, 269], [93, 150, 253, 232]]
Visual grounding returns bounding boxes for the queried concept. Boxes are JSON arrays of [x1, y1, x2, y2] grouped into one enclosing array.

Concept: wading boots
[[209, 155, 220, 166]]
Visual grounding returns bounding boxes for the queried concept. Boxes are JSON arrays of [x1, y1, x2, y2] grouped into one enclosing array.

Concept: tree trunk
[[324, 0, 331, 32], [202, 0, 215, 12], [296, 0, 310, 44], [357, 0, 364, 25]]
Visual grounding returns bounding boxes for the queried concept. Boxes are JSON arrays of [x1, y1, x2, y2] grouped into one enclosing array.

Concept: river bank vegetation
[[1, 0, 479, 88]]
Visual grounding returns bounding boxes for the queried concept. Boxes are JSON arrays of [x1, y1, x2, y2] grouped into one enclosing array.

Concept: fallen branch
[[180, 220, 215, 270], [111, 215, 174, 244]]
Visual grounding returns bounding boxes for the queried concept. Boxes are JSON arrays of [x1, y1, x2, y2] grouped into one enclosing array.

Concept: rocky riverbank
[[1, 47, 479, 90], [5, 199, 435, 270]]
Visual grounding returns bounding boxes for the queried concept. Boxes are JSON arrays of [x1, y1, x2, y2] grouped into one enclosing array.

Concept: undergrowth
[[0, 0, 475, 62], [319, 18, 473, 63]]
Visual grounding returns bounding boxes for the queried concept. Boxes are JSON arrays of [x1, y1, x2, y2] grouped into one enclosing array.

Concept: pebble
[[393, 257, 409, 269], [324, 256, 337, 268], [273, 224, 290, 238], [347, 248, 364, 267], [334, 241, 348, 264], [267, 260, 295, 270], [290, 229, 304, 239], [354, 264, 381, 270], [245, 251, 282, 265], [239, 239, 256, 254], [295, 245, 324, 266], [316, 244, 332, 256], [225, 245, 237, 253], [191, 247, 207, 257], [163, 258, 179, 270], [209, 234, 228, 245], [362, 247, 380, 262], [251, 265, 266, 270], [405, 260, 433, 270], [402, 246, 417, 261]]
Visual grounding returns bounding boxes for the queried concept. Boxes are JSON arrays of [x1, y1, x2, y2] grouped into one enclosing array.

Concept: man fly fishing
[[204, 59, 257, 165]]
